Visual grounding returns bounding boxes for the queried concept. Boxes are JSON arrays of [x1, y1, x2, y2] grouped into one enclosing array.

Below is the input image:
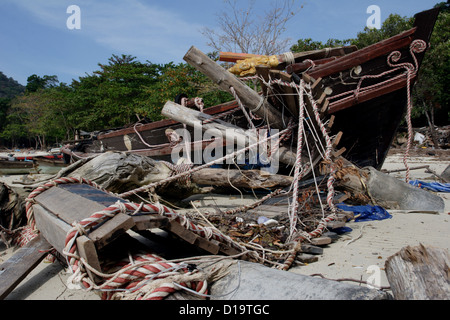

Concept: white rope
[[230, 86, 256, 130], [283, 51, 296, 65]]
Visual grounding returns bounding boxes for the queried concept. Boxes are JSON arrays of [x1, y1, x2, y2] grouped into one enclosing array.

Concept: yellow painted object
[[228, 55, 279, 77]]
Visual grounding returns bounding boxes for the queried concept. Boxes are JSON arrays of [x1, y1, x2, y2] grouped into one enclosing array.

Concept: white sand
[[1, 151, 449, 300]]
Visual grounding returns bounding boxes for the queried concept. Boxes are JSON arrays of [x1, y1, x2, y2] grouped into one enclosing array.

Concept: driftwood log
[[333, 160, 445, 212], [64, 151, 294, 194], [385, 244, 450, 300]]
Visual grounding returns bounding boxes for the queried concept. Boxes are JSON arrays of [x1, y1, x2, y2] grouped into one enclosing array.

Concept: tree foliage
[[0, 55, 231, 149]]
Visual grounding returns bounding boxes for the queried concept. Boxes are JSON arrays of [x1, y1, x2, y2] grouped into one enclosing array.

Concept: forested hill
[[0, 71, 25, 99]]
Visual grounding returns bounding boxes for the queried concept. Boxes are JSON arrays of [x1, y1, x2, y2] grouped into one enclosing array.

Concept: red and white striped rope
[[287, 79, 306, 241]]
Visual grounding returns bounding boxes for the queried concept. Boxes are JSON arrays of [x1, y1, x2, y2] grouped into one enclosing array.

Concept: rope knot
[[72, 221, 87, 236]]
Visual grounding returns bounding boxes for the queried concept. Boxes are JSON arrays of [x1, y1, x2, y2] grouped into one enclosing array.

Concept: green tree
[[350, 14, 413, 49], [291, 38, 351, 52], [413, 2, 450, 129], [25, 74, 59, 93], [0, 71, 25, 98], [1, 54, 236, 147]]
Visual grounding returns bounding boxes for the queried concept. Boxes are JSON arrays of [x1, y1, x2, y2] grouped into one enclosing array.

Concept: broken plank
[[88, 213, 135, 250], [300, 243, 323, 255], [76, 235, 103, 284], [296, 253, 319, 264], [132, 215, 169, 231], [269, 70, 298, 117], [0, 234, 52, 300], [310, 236, 332, 246]]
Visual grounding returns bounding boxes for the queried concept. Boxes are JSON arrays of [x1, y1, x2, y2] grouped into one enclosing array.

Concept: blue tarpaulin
[[336, 204, 392, 222], [409, 180, 450, 193]]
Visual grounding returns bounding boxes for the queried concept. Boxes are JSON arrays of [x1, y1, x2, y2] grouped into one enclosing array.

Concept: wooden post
[[183, 46, 291, 130]]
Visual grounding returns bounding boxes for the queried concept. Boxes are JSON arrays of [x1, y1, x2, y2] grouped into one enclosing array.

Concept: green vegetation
[[0, 56, 233, 149], [1, 3, 448, 149]]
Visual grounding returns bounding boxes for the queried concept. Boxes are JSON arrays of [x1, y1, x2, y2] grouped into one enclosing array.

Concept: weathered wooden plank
[[269, 70, 299, 117], [76, 235, 103, 284], [88, 213, 135, 250], [33, 204, 71, 254], [307, 28, 416, 79], [132, 215, 169, 231], [310, 236, 332, 246], [0, 234, 52, 299], [34, 185, 124, 225], [326, 220, 347, 229]]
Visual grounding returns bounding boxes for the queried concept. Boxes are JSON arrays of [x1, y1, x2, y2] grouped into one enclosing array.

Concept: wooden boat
[[62, 99, 247, 162], [0, 159, 35, 175], [64, 7, 439, 173], [299, 7, 440, 169]]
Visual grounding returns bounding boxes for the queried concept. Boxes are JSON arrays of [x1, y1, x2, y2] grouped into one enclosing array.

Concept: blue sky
[[0, 0, 440, 85]]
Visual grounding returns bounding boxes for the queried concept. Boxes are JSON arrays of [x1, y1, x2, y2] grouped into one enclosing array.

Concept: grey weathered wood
[[183, 46, 291, 130], [76, 235, 103, 284], [385, 244, 450, 300], [162, 100, 297, 166], [191, 168, 294, 189], [310, 236, 332, 246], [88, 213, 135, 250], [0, 234, 52, 299], [33, 204, 71, 254], [132, 215, 169, 230]]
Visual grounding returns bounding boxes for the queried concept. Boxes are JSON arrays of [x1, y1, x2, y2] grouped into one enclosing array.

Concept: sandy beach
[[0, 149, 449, 300]]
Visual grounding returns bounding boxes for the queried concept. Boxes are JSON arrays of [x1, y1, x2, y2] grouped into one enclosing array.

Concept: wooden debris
[[161, 100, 298, 166], [385, 244, 450, 300], [0, 234, 52, 299], [184, 46, 291, 130]]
